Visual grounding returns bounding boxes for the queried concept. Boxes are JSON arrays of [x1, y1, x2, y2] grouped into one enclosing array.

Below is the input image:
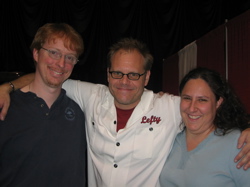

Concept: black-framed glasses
[[41, 47, 79, 65], [109, 71, 146, 80]]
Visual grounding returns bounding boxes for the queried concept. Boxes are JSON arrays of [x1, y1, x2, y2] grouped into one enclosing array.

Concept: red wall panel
[[162, 54, 179, 95], [196, 24, 226, 78], [227, 10, 250, 113]]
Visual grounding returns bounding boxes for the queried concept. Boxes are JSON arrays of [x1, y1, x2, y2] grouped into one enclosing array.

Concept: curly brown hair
[[179, 67, 250, 135]]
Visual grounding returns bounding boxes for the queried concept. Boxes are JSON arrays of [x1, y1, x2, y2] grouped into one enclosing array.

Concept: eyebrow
[[181, 94, 210, 99], [49, 48, 77, 55]]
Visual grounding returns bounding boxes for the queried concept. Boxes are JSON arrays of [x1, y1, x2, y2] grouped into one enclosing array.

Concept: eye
[[65, 55, 75, 61], [198, 98, 208, 102], [113, 72, 122, 76], [182, 96, 191, 100], [50, 50, 60, 57], [129, 73, 139, 77]]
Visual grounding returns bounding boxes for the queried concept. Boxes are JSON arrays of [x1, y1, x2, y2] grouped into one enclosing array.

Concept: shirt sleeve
[[62, 79, 97, 113], [162, 93, 182, 131]]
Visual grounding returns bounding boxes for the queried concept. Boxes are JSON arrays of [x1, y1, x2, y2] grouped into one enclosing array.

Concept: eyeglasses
[[41, 47, 79, 65], [109, 71, 146, 80]]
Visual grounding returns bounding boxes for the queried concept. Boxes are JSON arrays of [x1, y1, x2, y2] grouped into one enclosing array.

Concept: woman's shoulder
[[221, 129, 241, 139]]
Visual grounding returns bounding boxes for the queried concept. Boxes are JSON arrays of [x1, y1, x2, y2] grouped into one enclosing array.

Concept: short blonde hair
[[107, 38, 153, 71]]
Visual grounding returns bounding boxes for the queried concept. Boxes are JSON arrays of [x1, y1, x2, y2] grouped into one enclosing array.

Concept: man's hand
[[0, 83, 12, 120], [235, 128, 250, 170], [0, 73, 35, 120]]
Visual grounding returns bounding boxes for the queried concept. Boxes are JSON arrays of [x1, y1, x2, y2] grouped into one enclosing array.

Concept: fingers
[[158, 91, 164, 96], [234, 129, 250, 170], [236, 153, 250, 170], [237, 131, 247, 149], [0, 102, 9, 121], [235, 142, 250, 170], [0, 94, 10, 121]]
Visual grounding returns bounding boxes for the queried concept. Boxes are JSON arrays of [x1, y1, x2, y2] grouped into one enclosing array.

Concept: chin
[[47, 81, 62, 88]]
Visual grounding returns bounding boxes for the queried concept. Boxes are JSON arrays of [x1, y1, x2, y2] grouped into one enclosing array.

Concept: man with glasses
[[40, 47, 79, 64], [60, 38, 182, 186], [1, 38, 250, 186], [0, 23, 87, 186]]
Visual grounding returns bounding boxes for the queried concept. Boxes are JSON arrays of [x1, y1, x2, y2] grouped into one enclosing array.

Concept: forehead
[[111, 49, 145, 71], [182, 78, 214, 96], [46, 35, 73, 47], [44, 38, 76, 53]]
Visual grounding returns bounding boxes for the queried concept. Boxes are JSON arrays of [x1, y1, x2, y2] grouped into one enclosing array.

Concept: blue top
[[159, 129, 250, 187], [0, 89, 87, 187]]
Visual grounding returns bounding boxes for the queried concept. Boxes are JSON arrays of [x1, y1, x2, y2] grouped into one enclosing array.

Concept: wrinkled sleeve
[[62, 79, 96, 113]]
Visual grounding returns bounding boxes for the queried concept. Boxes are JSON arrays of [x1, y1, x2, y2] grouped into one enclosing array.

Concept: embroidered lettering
[[141, 115, 161, 125]]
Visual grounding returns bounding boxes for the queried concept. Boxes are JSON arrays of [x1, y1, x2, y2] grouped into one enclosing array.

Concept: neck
[[115, 101, 140, 110], [185, 126, 215, 151], [28, 80, 61, 108]]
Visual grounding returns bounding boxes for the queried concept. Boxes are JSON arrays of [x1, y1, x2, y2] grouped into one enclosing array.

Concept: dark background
[[1, 0, 249, 92]]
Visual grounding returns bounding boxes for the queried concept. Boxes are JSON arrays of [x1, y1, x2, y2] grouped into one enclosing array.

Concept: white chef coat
[[63, 79, 181, 187]]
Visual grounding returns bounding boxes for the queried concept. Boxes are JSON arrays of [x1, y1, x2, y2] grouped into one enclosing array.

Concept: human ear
[[107, 68, 110, 83], [144, 71, 151, 86], [216, 97, 224, 108], [33, 49, 39, 62]]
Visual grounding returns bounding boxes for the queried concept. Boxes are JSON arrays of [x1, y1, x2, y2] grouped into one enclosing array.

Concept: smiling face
[[180, 78, 223, 135], [33, 38, 76, 88], [107, 49, 150, 110]]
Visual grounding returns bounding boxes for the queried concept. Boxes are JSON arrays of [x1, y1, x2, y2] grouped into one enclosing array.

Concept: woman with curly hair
[[159, 67, 250, 187]]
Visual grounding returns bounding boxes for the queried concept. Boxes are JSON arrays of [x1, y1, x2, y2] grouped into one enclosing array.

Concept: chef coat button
[[114, 121, 117, 125], [114, 164, 118, 168], [149, 127, 153, 131], [92, 122, 94, 126], [41, 104, 44, 107], [116, 142, 120, 146]]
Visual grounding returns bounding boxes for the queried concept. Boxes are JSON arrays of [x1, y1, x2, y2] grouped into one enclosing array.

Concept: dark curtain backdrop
[[1, 0, 249, 92]]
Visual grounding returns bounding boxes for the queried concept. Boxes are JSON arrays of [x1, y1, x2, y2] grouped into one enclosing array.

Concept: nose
[[188, 100, 197, 112], [56, 56, 66, 68], [120, 74, 130, 84]]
